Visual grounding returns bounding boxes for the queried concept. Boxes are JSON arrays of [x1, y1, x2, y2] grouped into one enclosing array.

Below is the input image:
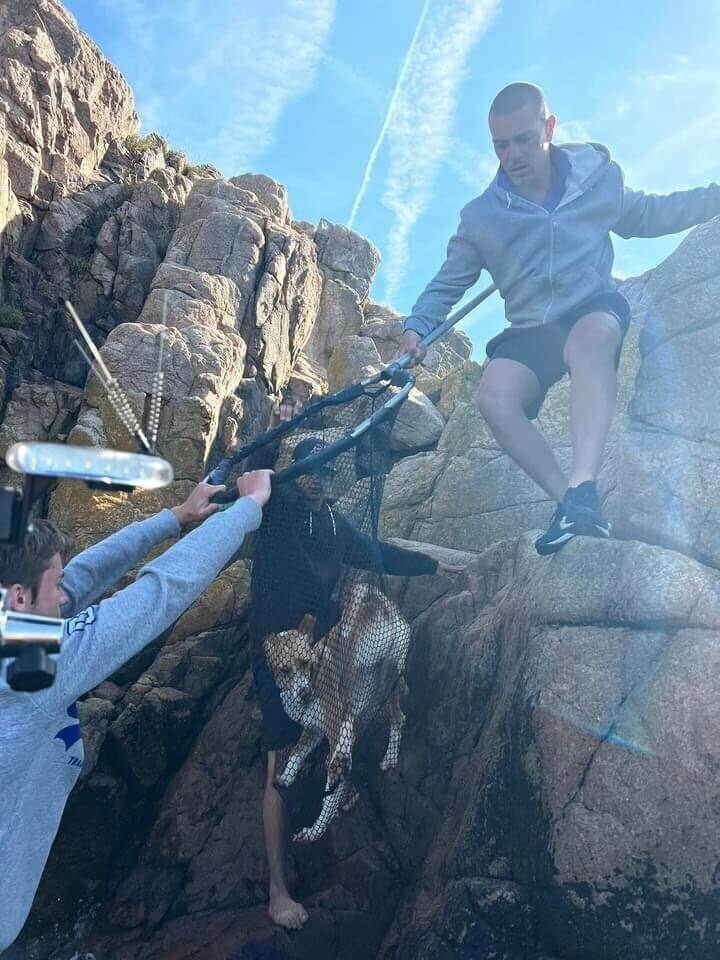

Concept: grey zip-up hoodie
[[0, 496, 261, 954], [405, 141, 720, 337]]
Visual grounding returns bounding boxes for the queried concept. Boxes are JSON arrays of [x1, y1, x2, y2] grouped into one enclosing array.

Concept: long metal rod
[[65, 300, 153, 455], [207, 282, 498, 488], [382, 281, 498, 377], [212, 372, 415, 502], [276, 373, 415, 485], [65, 301, 115, 384], [73, 339, 108, 388], [148, 332, 165, 453]]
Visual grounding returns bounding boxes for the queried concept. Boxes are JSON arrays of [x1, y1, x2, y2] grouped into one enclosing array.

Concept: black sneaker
[[534, 482, 610, 556], [563, 481, 610, 533], [534, 503, 573, 555]]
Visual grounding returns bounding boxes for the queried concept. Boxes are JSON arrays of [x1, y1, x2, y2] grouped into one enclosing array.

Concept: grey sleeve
[[40, 497, 263, 710], [60, 509, 182, 617], [404, 212, 485, 338], [612, 163, 720, 239]]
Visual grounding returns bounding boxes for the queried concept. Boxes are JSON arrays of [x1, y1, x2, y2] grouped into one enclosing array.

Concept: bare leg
[[477, 358, 567, 501], [563, 312, 622, 488], [264, 751, 308, 930]]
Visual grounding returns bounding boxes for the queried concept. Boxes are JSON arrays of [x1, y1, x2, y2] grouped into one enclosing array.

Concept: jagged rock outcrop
[[374, 534, 720, 960], [18, 213, 720, 960], [0, 0, 136, 203], [0, 376, 81, 451], [4, 5, 720, 960], [607, 222, 720, 567], [0, 0, 140, 394], [91, 169, 192, 325], [380, 298, 641, 551], [314, 218, 380, 300]]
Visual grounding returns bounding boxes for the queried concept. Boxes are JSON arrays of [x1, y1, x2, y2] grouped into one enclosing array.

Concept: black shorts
[[485, 292, 631, 419], [252, 659, 302, 752]]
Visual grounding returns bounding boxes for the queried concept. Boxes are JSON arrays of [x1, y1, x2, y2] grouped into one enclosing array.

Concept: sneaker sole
[[535, 530, 575, 554], [535, 523, 611, 556]]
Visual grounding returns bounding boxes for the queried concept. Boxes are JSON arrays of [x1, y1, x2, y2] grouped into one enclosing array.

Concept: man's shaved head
[[489, 82, 548, 121], [488, 83, 555, 191]]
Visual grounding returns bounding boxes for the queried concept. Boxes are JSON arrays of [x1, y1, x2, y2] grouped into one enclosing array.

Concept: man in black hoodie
[[249, 426, 455, 930]]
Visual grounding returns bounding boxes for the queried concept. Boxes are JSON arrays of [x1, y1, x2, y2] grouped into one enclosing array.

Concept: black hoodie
[[248, 481, 436, 660]]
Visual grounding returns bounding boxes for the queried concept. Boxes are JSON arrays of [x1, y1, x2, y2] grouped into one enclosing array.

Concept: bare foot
[[269, 890, 308, 930]]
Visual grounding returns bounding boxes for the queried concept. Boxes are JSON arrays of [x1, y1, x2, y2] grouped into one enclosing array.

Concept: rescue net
[[211, 369, 422, 840], [209, 283, 496, 840]]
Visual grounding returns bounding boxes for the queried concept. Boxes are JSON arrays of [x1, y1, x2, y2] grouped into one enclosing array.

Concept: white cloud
[[626, 110, 720, 192], [203, 0, 336, 174], [347, 0, 434, 230], [377, 0, 500, 303], [610, 62, 720, 192], [445, 136, 497, 193], [98, 0, 155, 59], [322, 55, 388, 114], [528, 0, 572, 38], [554, 119, 592, 143], [95, 0, 335, 176]]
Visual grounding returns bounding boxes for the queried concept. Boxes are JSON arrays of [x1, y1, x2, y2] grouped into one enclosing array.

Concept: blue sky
[[66, 0, 720, 352]]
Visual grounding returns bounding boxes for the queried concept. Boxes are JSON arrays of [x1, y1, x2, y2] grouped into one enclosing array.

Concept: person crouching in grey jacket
[[0, 469, 272, 955], [401, 81, 720, 556]]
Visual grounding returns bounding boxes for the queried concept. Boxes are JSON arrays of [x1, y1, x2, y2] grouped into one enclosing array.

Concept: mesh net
[[227, 376, 417, 841]]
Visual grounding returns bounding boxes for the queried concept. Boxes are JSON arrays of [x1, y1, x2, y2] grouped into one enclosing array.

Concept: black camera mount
[[0, 442, 174, 692]]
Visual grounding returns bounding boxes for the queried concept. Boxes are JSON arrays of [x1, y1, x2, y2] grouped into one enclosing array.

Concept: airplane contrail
[[347, 0, 433, 230]]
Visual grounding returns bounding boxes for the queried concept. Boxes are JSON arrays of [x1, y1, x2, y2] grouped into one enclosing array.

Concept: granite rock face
[[0, 0, 137, 203], [5, 6, 720, 960]]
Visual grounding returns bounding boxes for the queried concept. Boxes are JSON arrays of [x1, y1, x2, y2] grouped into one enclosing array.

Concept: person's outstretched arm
[[400, 210, 485, 365], [39, 471, 272, 711], [60, 482, 227, 617], [377, 539, 439, 576], [245, 397, 304, 471], [337, 513, 439, 576], [612, 164, 720, 238]]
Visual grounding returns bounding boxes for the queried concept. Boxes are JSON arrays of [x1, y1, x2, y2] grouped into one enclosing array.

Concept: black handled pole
[[208, 282, 499, 499], [382, 281, 498, 378]]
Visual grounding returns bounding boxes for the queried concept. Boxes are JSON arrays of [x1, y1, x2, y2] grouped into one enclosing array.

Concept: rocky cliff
[[3, 5, 720, 960]]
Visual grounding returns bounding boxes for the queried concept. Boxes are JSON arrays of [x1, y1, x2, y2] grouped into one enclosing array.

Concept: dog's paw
[[327, 747, 352, 787], [293, 822, 327, 843], [277, 755, 302, 787], [379, 753, 398, 772], [341, 786, 360, 813]]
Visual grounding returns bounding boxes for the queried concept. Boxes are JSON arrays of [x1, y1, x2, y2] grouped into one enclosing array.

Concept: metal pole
[[384, 282, 498, 376]]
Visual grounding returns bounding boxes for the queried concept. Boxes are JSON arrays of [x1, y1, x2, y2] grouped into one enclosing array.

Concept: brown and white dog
[[263, 582, 411, 841]]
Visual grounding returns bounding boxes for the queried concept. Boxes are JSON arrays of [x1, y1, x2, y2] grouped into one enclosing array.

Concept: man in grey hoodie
[[0, 469, 271, 954], [401, 82, 720, 554]]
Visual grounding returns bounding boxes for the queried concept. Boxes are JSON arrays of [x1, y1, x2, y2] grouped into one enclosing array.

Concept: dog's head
[[263, 613, 321, 705]]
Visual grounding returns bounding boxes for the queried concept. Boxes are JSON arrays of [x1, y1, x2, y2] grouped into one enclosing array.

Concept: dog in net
[[238, 382, 439, 841]]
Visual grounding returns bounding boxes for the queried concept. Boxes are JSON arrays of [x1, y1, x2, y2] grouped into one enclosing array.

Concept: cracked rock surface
[[5, 5, 720, 959]]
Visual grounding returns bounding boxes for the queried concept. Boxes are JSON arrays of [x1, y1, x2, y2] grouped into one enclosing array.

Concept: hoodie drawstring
[[307, 503, 336, 537]]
